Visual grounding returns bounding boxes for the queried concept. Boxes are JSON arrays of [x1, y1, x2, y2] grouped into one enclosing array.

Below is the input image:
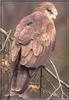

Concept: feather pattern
[[11, 11, 56, 67]]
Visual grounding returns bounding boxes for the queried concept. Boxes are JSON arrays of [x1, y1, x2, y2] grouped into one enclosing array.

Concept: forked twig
[[0, 30, 12, 53], [45, 65, 69, 88], [47, 85, 61, 100], [49, 59, 64, 100], [0, 28, 13, 41]]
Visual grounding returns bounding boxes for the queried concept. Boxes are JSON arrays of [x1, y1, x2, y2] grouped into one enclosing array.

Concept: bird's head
[[36, 2, 58, 20]]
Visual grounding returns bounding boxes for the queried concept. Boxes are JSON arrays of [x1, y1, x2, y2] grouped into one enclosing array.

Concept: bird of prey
[[10, 2, 58, 97]]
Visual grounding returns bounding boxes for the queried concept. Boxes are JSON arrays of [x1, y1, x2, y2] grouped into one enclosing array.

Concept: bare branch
[[0, 28, 13, 41], [47, 85, 61, 100], [45, 65, 69, 88], [0, 30, 12, 53], [49, 59, 64, 100]]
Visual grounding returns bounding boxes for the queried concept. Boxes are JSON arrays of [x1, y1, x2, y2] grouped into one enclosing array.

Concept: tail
[[6, 48, 21, 97], [11, 47, 21, 77]]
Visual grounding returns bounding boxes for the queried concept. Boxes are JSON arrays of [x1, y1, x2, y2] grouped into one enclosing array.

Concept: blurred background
[[0, 0, 69, 99]]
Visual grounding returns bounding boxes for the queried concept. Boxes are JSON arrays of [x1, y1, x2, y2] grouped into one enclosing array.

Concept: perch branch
[[43, 59, 69, 99], [49, 59, 64, 100], [45, 65, 69, 88]]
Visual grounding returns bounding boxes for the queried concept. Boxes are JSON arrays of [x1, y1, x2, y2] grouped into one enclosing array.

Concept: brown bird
[[10, 2, 58, 98]]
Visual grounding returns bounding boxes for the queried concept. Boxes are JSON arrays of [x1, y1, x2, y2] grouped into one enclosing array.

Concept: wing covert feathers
[[11, 11, 56, 67]]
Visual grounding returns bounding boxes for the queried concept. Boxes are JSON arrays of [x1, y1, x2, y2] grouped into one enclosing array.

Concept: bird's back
[[11, 11, 56, 68]]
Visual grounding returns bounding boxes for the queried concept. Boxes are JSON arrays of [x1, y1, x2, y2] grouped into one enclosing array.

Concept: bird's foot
[[17, 93, 28, 98]]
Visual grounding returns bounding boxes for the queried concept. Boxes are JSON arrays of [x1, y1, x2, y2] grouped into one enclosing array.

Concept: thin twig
[[47, 85, 61, 100], [49, 59, 64, 100], [42, 87, 59, 98], [0, 30, 12, 53], [0, 28, 13, 41], [45, 66, 69, 88]]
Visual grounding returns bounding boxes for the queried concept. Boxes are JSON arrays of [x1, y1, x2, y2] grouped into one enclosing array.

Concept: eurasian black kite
[[10, 2, 58, 98]]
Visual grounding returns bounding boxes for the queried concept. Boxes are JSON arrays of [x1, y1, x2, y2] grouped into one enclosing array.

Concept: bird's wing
[[14, 14, 34, 39], [14, 12, 42, 46], [16, 26, 34, 46], [14, 12, 43, 57], [10, 14, 34, 62], [11, 12, 56, 61], [19, 21, 56, 67], [32, 21, 56, 56]]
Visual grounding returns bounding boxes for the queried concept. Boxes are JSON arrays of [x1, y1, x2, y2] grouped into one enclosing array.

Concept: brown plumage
[[10, 2, 58, 95], [11, 2, 58, 68]]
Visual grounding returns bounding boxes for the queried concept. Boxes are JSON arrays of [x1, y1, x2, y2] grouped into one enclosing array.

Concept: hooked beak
[[51, 12, 58, 19], [52, 9, 58, 19]]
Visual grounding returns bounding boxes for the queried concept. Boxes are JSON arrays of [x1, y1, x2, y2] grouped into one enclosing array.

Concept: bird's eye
[[27, 22, 32, 25], [47, 9, 53, 14]]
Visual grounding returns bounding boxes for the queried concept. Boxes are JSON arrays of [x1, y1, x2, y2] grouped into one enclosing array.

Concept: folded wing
[[11, 12, 56, 67]]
